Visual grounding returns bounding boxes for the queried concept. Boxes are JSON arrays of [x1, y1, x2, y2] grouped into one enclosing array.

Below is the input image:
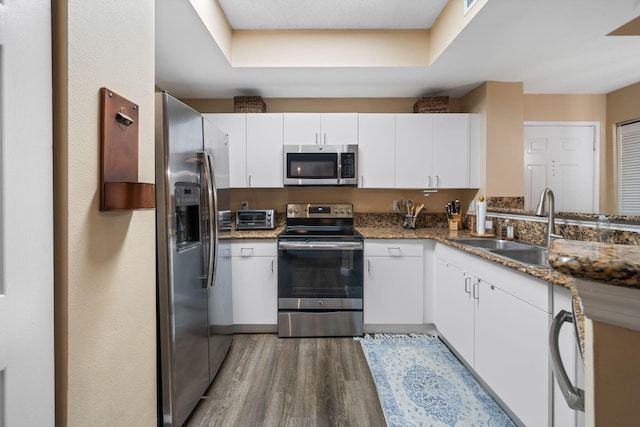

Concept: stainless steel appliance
[[235, 209, 276, 230], [549, 308, 585, 412], [283, 144, 358, 186], [277, 203, 363, 337], [156, 92, 233, 427]]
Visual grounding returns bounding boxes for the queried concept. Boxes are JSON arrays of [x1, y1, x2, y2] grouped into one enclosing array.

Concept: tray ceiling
[[156, 0, 640, 98]]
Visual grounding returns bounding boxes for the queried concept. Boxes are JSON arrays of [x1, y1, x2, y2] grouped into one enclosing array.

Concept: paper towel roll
[[476, 196, 486, 235]]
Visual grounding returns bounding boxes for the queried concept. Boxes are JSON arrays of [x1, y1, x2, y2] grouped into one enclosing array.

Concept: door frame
[[524, 121, 600, 213]]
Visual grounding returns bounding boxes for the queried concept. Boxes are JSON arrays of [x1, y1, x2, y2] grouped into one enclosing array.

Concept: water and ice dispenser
[[175, 183, 200, 250]]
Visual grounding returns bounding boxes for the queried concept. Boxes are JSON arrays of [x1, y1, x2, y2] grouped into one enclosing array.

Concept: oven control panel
[[286, 203, 354, 218]]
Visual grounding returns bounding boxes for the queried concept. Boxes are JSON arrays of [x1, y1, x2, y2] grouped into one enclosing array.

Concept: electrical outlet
[[241, 201, 249, 210], [392, 200, 400, 211], [485, 220, 493, 230]]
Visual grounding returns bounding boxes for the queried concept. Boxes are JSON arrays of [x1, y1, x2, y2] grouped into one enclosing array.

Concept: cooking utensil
[[455, 200, 461, 214], [414, 203, 424, 216]]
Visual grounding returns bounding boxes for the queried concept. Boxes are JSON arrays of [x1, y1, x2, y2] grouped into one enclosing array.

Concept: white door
[[0, 1, 54, 426], [524, 124, 598, 213]]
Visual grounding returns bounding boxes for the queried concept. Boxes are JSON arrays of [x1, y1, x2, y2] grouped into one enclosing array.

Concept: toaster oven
[[235, 209, 276, 230]]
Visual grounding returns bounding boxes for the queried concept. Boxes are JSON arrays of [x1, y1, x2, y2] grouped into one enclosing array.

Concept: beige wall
[[184, 97, 465, 114], [232, 30, 430, 67], [592, 321, 640, 426], [186, 97, 472, 215], [524, 94, 608, 212], [189, 84, 640, 215], [230, 188, 478, 216], [606, 82, 640, 213], [54, 1, 157, 426], [460, 83, 488, 196]]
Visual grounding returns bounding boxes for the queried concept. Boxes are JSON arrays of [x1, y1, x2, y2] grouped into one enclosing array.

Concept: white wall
[[55, 1, 157, 425]]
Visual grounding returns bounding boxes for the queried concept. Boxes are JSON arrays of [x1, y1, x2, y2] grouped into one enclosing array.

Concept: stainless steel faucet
[[535, 188, 563, 247]]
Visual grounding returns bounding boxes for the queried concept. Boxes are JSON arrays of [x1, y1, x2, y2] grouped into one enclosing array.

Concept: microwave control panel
[[340, 153, 356, 178]]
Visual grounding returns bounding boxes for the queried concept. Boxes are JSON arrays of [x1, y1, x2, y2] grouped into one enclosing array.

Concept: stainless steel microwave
[[283, 144, 358, 186]]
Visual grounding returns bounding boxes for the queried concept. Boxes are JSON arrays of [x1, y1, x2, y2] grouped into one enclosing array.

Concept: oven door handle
[[278, 241, 364, 250], [549, 310, 585, 412]]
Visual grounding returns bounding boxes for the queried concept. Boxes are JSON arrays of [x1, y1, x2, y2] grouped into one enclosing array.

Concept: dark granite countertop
[[231, 224, 586, 348], [357, 226, 573, 288], [231, 224, 574, 289], [230, 226, 284, 240], [548, 239, 640, 288]]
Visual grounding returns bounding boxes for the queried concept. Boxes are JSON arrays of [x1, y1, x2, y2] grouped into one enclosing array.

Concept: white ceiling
[[217, 0, 448, 30], [155, 0, 640, 99]]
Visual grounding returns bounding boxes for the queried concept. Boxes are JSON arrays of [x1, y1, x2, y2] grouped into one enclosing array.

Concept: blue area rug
[[358, 335, 515, 427]]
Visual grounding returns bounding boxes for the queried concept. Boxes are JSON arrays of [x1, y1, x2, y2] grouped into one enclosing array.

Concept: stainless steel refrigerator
[[155, 92, 233, 427]]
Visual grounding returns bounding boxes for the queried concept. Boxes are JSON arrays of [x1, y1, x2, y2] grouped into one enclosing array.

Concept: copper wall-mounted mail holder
[[99, 87, 155, 211]]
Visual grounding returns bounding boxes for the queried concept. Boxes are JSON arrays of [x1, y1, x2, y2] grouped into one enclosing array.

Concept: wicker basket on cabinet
[[413, 96, 449, 113], [233, 96, 266, 113]]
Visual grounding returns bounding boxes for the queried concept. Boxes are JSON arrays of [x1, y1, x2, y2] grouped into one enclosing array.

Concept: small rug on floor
[[358, 334, 515, 427]]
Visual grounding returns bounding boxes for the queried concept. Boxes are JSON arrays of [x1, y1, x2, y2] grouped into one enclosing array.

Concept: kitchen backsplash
[[355, 212, 449, 229], [354, 211, 640, 246], [486, 196, 524, 210]]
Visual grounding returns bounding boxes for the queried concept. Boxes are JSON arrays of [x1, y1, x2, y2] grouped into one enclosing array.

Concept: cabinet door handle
[[387, 247, 401, 256], [248, 175, 252, 187], [473, 281, 479, 300], [434, 175, 440, 187], [315, 132, 319, 145], [426, 176, 431, 187], [360, 176, 364, 187], [240, 247, 254, 256], [271, 259, 275, 272], [323, 133, 327, 144], [367, 259, 371, 273], [464, 277, 471, 294]]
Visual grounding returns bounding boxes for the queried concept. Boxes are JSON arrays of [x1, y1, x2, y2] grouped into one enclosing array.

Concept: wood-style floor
[[185, 334, 387, 427]]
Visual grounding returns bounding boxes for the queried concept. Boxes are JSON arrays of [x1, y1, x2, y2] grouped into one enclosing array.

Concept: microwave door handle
[[549, 310, 585, 411]]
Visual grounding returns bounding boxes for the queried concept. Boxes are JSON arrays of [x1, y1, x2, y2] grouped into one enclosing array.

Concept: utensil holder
[[449, 213, 462, 230], [403, 215, 417, 229]]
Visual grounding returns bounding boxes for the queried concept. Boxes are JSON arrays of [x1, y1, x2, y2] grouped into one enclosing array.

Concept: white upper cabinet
[[283, 113, 358, 145], [204, 113, 247, 188], [393, 113, 479, 189], [207, 113, 284, 188], [395, 114, 434, 188], [246, 113, 284, 188], [433, 114, 473, 189], [358, 114, 396, 188]]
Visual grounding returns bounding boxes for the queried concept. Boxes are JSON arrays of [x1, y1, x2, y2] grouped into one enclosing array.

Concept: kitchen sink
[[448, 238, 533, 250], [448, 237, 550, 268], [489, 248, 550, 268]]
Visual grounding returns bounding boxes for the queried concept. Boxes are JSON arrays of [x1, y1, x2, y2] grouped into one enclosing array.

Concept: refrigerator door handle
[[200, 151, 219, 288], [549, 309, 585, 411]]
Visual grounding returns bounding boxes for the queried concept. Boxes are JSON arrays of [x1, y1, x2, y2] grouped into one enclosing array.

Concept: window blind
[[618, 120, 640, 214]]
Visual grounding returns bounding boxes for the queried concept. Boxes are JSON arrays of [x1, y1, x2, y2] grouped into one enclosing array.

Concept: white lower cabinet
[[231, 240, 277, 328], [435, 243, 551, 427], [435, 259, 475, 363], [364, 240, 424, 326]]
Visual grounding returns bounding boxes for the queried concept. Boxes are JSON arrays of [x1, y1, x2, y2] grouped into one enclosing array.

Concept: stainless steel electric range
[[277, 203, 363, 337]]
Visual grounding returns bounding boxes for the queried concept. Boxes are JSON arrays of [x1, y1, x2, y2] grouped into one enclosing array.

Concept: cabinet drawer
[[364, 240, 423, 257], [231, 240, 277, 257]]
